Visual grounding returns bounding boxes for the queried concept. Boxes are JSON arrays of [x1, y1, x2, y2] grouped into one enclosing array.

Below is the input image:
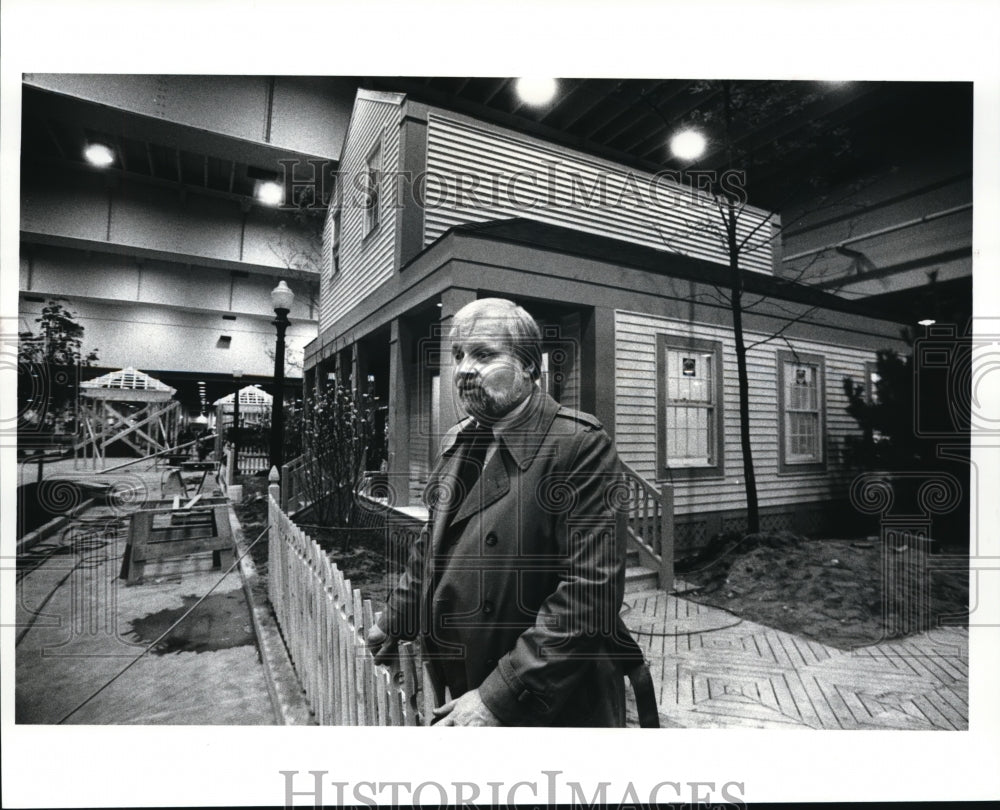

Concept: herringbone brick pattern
[[623, 589, 967, 730]]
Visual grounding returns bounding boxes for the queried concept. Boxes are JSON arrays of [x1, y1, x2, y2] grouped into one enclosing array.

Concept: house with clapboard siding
[[304, 89, 908, 552]]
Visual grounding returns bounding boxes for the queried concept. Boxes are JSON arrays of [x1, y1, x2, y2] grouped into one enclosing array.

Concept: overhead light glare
[[255, 180, 284, 206], [918, 318, 937, 326], [670, 129, 707, 161], [515, 77, 558, 106], [84, 143, 115, 168]]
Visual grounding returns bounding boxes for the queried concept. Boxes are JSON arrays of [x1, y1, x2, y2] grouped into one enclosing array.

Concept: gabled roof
[[81, 367, 176, 394], [213, 385, 273, 407]]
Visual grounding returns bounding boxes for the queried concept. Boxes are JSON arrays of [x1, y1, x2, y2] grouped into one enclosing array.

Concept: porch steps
[[625, 548, 659, 592]]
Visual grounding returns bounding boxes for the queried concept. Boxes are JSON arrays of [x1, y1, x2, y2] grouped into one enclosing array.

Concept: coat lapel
[[451, 447, 510, 524]]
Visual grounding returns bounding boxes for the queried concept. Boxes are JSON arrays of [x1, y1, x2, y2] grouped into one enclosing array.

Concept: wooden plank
[[362, 599, 377, 723], [400, 643, 421, 726], [342, 579, 356, 725], [333, 583, 346, 725], [375, 667, 390, 726], [908, 693, 954, 730], [352, 589, 367, 725]]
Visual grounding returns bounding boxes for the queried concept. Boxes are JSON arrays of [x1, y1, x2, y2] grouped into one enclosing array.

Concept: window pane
[[782, 358, 823, 464], [666, 405, 712, 466], [786, 411, 818, 461], [662, 344, 718, 470], [667, 350, 712, 403]]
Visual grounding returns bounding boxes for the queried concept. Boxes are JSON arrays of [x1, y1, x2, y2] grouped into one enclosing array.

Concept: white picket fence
[[266, 484, 431, 725]]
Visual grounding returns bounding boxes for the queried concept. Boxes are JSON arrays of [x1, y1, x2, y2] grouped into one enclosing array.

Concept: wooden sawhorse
[[121, 499, 234, 584]]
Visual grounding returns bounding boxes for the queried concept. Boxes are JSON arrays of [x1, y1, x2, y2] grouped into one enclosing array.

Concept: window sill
[[656, 465, 725, 482], [777, 462, 827, 475]]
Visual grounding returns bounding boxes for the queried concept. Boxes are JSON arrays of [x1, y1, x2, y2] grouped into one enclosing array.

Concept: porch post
[[387, 318, 412, 507], [350, 343, 361, 394], [659, 484, 675, 591], [581, 305, 616, 439]]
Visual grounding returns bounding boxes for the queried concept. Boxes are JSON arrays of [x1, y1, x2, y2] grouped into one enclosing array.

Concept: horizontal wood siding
[[320, 94, 402, 332], [614, 309, 876, 518], [425, 114, 774, 274]]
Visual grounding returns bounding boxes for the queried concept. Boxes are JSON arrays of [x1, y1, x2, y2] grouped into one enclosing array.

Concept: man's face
[[452, 326, 533, 423]]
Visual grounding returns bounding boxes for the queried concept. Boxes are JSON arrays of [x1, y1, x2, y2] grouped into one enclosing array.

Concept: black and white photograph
[[2, 1, 998, 807]]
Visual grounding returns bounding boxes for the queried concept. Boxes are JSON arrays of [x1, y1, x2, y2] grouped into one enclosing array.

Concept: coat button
[[482, 600, 494, 615], [485, 532, 498, 547]]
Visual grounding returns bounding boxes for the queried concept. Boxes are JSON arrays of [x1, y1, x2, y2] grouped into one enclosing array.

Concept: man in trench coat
[[367, 298, 645, 727]]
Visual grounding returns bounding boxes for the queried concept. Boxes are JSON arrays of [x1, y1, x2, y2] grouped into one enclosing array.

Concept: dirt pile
[[682, 535, 968, 650]]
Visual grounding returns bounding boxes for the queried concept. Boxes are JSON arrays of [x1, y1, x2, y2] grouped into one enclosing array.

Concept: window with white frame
[[363, 139, 382, 237], [656, 336, 724, 478], [778, 350, 826, 471]]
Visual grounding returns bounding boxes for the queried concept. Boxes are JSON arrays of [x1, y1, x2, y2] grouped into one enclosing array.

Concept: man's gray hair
[[449, 298, 543, 381]]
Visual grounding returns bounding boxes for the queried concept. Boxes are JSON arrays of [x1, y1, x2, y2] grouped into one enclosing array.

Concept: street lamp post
[[270, 280, 294, 474], [232, 369, 243, 477]]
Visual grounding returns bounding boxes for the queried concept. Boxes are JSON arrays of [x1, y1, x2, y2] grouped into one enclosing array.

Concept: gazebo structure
[[213, 385, 273, 474], [76, 367, 181, 469]]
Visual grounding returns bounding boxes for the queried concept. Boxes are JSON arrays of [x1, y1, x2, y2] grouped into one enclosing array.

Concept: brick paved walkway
[[623, 588, 968, 730]]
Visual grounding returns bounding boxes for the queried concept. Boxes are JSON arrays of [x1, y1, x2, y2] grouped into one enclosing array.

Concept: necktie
[[446, 422, 492, 525]]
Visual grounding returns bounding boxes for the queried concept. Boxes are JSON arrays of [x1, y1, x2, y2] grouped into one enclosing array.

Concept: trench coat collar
[[439, 386, 559, 472], [490, 386, 560, 471]]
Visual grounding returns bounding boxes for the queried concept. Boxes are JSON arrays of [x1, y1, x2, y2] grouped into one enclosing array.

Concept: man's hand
[[365, 623, 398, 665], [431, 689, 502, 726]]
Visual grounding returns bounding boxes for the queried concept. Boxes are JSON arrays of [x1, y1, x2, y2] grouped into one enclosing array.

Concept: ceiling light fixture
[[515, 77, 558, 106], [255, 180, 284, 206], [670, 129, 707, 161], [84, 143, 116, 168]]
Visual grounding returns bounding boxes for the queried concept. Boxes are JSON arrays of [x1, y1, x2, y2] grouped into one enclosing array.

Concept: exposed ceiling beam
[[587, 80, 671, 144], [545, 80, 619, 131], [20, 153, 303, 212], [623, 84, 723, 154], [21, 231, 321, 283], [568, 83, 625, 139], [116, 137, 128, 172], [22, 84, 340, 173], [536, 78, 589, 125], [43, 120, 66, 159], [685, 82, 881, 171], [481, 78, 509, 105]]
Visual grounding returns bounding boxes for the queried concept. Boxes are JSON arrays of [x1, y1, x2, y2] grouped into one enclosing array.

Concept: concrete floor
[[15, 458, 275, 725]]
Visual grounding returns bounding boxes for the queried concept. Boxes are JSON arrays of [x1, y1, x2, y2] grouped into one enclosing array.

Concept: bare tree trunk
[[727, 199, 761, 534]]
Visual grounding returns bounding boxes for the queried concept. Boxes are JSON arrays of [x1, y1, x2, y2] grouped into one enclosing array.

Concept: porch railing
[[619, 461, 674, 590], [279, 453, 310, 515]]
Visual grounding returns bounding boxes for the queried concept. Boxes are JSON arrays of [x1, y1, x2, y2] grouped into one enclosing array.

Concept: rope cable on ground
[[619, 599, 745, 637], [54, 524, 271, 725], [15, 517, 124, 646]]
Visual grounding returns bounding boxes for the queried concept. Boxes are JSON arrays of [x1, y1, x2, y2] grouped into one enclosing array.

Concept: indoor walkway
[[623, 588, 968, 730], [15, 460, 274, 725]]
